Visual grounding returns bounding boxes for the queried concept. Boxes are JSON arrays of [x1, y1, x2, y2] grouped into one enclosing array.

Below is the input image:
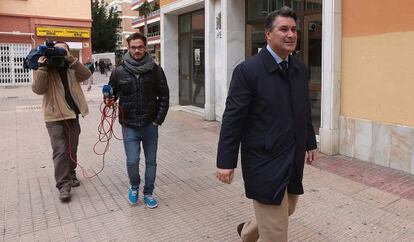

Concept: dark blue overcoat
[[217, 48, 317, 205]]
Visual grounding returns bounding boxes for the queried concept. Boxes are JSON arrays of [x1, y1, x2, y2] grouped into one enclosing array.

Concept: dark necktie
[[279, 60, 288, 72], [279, 61, 289, 79]]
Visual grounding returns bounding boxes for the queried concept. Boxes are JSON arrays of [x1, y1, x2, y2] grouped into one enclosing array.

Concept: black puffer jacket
[[109, 64, 169, 128]]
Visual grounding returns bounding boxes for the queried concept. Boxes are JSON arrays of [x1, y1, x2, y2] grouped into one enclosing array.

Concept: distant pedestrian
[[85, 61, 95, 91], [216, 6, 317, 241], [98, 59, 107, 76]]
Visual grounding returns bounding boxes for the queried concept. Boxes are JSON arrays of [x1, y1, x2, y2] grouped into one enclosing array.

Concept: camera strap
[[57, 68, 80, 116]]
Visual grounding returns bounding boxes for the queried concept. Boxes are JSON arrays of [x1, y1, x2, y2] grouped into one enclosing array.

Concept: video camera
[[23, 40, 67, 70]]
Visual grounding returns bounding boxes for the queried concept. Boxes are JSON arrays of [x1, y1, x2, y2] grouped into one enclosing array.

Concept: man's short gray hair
[[265, 6, 297, 32]]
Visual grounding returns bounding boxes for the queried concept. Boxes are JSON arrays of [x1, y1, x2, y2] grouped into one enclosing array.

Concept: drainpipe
[[0, 31, 34, 36], [0, 31, 36, 47]]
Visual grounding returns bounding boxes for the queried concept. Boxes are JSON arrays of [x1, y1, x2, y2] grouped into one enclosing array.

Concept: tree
[[138, 0, 153, 38], [91, 0, 121, 53]]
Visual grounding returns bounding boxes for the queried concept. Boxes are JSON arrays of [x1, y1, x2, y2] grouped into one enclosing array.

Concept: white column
[[218, 0, 245, 119], [160, 13, 179, 106], [204, 0, 216, 120], [320, 0, 342, 155]]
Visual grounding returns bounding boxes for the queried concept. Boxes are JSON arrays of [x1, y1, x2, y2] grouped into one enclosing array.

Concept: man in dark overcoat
[[216, 6, 317, 242]]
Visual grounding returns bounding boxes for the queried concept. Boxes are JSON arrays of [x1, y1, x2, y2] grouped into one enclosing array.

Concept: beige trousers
[[241, 189, 299, 242]]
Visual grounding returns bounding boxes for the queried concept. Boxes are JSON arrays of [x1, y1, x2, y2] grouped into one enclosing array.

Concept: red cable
[[51, 78, 123, 179], [88, 98, 123, 178]]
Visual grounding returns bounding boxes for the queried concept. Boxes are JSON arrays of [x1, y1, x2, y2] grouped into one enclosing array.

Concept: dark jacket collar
[[259, 47, 299, 73]]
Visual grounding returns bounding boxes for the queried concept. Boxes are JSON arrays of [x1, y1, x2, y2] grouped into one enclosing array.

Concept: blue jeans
[[123, 124, 158, 195]]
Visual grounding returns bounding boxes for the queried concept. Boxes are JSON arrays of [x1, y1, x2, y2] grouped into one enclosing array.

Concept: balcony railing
[[147, 31, 160, 38], [132, 9, 160, 25], [134, 9, 160, 22], [147, 31, 160, 44]]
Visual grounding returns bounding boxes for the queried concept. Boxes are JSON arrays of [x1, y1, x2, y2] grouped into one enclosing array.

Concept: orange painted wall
[[160, 0, 176, 7], [341, 0, 414, 127], [343, 0, 414, 37], [0, 0, 91, 20]]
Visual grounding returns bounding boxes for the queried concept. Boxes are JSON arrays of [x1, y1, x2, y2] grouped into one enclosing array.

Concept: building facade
[[131, 0, 161, 63], [160, 0, 414, 175], [0, 0, 92, 86], [106, 0, 136, 51]]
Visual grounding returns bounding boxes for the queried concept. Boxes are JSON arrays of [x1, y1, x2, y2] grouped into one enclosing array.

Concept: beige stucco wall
[[122, 2, 136, 33], [341, 0, 414, 127], [123, 2, 137, 19], [0, 0, 91, 19], [160, 0, 176, 7], [341, 32, 414, 127]]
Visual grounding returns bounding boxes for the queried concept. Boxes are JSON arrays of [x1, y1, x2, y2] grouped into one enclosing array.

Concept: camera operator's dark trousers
[[46, 118, 80, 191]]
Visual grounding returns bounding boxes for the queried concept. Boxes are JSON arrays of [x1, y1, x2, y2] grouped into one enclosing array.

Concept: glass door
[[179, 33, 191, 105], [191, 33, 205, 107], [178, 10, 205, 108], [303, 13, 322, 133], [245, 23, 266, 57]]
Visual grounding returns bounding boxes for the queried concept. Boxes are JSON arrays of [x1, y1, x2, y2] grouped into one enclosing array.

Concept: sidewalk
[[0, 84, 413, 241]]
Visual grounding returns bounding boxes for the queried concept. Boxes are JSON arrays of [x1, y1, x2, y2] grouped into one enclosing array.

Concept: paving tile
[[383, 198, 414, 220], [352, 187, 401, 208]]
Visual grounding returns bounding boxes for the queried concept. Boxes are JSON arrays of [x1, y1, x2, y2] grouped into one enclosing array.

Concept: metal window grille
[[0, 43, 32, 86]]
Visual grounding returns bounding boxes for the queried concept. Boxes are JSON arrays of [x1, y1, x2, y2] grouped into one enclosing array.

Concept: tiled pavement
[[0, 73, 414, 241]]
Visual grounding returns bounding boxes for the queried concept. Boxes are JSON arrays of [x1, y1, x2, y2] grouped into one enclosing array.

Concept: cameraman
[[32, 41, 91, 202]]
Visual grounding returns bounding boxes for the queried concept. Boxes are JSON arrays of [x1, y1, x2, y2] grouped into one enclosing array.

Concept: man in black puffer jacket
[[109, 32, 169, 208]]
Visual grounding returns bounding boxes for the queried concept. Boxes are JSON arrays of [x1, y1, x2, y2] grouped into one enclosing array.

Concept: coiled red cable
[[51, 78, 123, 179], [89, 99, 124, 177]]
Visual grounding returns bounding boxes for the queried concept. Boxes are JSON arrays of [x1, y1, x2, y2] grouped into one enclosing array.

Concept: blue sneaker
[[144, 195, 158, 208], [128, 187, 138, 205]]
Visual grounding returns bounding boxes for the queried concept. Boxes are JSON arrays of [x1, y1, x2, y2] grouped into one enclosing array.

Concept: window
[[247, 0, 269, 21]]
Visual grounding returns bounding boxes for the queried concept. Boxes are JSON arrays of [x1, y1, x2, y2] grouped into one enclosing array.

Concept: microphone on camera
[[102, 85, 113, 98]]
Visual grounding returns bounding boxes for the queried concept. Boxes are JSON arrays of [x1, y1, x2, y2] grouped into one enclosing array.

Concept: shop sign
[[36, 27, 90, 38]]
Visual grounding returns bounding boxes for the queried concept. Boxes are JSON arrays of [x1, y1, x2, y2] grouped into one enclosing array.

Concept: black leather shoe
[[71, 177, 80, 187], [59, 190, 71, 202], [237, 222, 245, 237]]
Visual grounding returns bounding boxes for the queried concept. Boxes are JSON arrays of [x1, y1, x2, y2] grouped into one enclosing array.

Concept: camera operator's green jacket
[[32, 56, 91, 122]]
